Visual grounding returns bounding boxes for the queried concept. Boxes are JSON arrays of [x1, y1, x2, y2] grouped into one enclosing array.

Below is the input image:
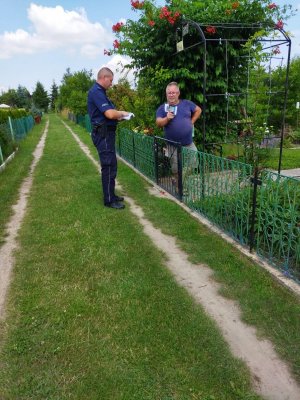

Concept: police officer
[[88, 67, 129, 209]]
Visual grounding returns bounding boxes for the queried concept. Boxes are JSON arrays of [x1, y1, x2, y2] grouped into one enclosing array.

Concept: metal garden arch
[[175, 20, 291, 173]]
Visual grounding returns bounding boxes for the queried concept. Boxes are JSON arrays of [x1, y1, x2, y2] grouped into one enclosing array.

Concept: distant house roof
[[0, 103, 10, 108]]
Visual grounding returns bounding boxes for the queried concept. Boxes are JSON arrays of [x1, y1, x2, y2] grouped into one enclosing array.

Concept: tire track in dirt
[[65, 120, 300, 400], [0, 121, 48, 319]]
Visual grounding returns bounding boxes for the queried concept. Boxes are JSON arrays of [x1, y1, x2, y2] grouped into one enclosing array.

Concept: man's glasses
[[167, 92, 179, 95]]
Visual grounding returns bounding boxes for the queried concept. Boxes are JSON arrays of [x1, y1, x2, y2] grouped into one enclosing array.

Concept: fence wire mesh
[[115, 127, 299, 283], [10, 116, 34, 140], [256, 171, 300, 281], [182, 148, 253, 246]]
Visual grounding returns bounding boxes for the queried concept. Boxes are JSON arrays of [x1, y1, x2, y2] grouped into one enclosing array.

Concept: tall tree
[[58, 69, 94, 114], [16, 85, 31, 109], [32, 82, 49, 112], [272, 56, 300, 128], [0, 89, 19, 107], [49, 81, 59, 111]]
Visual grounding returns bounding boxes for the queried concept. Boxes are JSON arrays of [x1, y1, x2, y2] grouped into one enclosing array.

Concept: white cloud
[[291, 28, 300, 57], [80, 44, 102, 58], [0, 3, 113, 59], [90, 55, 136, 86]]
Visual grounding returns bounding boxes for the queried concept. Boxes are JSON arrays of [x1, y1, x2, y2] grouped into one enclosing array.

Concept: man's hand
[[166, 111, 175, 121], [118, 111, 129, 120]]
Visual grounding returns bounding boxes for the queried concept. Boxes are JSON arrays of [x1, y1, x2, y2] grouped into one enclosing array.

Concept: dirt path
[[127, 197, 300, 400], [1, 119, 299, 400], [0, 121, 48, 320], [64, 121, 300, 400]]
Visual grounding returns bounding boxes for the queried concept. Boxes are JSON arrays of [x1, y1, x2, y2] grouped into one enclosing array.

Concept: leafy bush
[[0, 123, 16, 161], [0, 109, 28, 123], [110, 0, 293, 145], [288, 128, 300, 145]]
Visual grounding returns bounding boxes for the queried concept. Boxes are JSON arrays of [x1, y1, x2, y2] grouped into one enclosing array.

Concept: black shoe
[[105, 201, 125, 209], [114, 195, 124, 202]]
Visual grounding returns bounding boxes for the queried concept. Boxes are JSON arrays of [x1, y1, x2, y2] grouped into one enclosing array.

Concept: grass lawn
[[263, 147, 300, 170], [0, 114, 299, 399], [75, 118, 300, 383], [0, 120, 46, 245], [221, 143, 300, 169]]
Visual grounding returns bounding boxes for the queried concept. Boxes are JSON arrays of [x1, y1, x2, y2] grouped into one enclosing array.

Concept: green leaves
[[109, 0, 293, 147]]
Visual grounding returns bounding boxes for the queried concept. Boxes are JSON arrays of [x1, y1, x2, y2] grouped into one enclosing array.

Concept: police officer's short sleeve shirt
[[87, 82, 117, 127]]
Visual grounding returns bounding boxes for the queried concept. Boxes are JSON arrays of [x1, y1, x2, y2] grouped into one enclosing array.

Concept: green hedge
[[0, 109, 28, 124], [0, 122, 16, 161]]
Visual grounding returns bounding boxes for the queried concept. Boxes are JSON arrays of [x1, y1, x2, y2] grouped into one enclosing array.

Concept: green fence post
[[132, 133, 136, 167], [154, 137, 158, 184], [8, 117, 15, 141], [0, 144, 4, 165], [249, 167, 262, 253], [177, 145, 183, 200]]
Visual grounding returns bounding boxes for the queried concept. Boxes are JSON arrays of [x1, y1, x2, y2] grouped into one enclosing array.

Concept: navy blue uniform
[[87, 82, 119, 205]]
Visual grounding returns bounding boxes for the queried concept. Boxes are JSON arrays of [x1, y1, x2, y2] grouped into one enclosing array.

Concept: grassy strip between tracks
[[0, 114, 262, 399], [71, 117, 300, 386], [0, 119, 46, 245]]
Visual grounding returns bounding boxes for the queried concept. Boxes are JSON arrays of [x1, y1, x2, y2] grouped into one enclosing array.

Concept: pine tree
[[49, 81, 59, 111], [32, 81, 49, 112]]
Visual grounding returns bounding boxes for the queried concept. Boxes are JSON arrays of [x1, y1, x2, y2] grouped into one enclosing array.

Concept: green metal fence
[[72, 116, 300, 283], [10, 115, 35, 140], [256, 171, 299, 281], [76, 114, 92, 133], [0, 122, 11, 165], [116, 127, 299, 283], [1, 116, 34, 168], [117, 129, 156, 181], [182, 149, 254, 246]]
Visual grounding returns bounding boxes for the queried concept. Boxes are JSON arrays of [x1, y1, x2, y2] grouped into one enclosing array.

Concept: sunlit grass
[[221, 143, 300, 169], [0, 119, 46, 244], [75, 118, 300, 384], [0, 115, 261, 399]]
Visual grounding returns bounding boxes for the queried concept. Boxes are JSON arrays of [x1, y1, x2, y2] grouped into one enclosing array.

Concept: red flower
[[131, 0, 144, 9], [159, 6, 180, 24], [275, 19, 283, 29], [113, 40, 120, 49], [159, 6, 171, 19], [205, 25, 216, 35], [104, 49, 111, 56], [273, 46, 281, 54], [232, 1, 239, 9], [268, 3, 277, 9], [148, 20, 155, 27], [112, 22, 124, 32]]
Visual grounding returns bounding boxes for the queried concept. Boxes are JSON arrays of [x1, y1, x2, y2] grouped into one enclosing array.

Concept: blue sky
[[0, 0, 299, 94]]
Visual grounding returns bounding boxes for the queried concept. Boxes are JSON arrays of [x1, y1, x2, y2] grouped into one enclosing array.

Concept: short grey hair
[[97, 67, 114, 80], [166, 82, 180, 91]]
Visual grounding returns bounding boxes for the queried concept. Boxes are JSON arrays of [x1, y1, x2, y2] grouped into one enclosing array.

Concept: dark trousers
[[92, 130, 117, 205]]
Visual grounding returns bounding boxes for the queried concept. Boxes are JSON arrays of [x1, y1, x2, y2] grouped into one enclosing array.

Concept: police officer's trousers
[[92, 129, 117, 205]]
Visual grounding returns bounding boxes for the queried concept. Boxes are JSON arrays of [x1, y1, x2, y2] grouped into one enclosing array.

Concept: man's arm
[[104, 109, 129, 120], [191, 105, 202, 124], [156, 111, 174, 127]]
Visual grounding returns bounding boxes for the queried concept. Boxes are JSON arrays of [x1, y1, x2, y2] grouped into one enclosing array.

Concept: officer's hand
[[118, 111, 129, 120]]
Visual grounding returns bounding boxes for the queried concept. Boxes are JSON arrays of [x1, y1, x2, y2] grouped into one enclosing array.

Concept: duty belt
[[93, 124, 116, 135]]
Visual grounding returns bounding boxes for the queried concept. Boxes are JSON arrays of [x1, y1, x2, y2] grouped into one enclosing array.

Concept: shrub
[[0, 123, 16, 161]]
